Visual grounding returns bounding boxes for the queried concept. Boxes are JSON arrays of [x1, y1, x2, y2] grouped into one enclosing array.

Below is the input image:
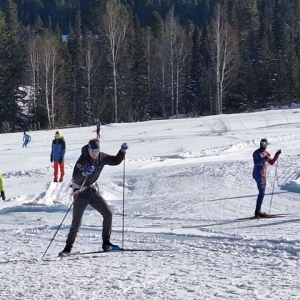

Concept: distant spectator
[[95, 119, 101, 138], [23, 132, 31, 148], [0, 171, 5, 200], [50, 131, 66, 182]]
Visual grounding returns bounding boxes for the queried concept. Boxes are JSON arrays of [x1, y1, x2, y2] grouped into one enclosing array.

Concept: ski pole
[[268, 157, 279, 214], [41, 175, 89, 259], [122, 158, 126, 249]]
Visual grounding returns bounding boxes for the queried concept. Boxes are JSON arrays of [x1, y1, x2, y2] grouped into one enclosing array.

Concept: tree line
[[0, 0, 299, 132]]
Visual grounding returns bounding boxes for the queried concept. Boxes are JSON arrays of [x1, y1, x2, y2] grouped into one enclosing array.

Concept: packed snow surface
[[0, 109, 300, 299]]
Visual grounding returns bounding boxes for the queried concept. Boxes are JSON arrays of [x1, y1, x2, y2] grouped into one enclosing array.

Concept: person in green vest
[[0, 172, 5, 200]]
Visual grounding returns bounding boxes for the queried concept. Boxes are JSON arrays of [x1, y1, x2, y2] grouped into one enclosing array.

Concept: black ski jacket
[[72, 145, 125, 188]]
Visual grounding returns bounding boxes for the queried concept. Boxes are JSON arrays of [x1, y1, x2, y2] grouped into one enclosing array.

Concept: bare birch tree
[[146, 15, 168, 118], [205, 3, 238, 114], [84, 30, 102, 122], [40, 36, 63, 128], [173, 27, 191, 117], [165, 7, 191, 117], [103, 0, 129, 123], [27, 36, 40, 117], [165, 8, 176, 116]]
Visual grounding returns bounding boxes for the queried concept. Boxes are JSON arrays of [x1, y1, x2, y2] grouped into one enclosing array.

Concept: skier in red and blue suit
[[252, 138, 281, 217]]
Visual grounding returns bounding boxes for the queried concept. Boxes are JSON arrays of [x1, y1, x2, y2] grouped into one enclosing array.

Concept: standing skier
[[95, 119, 101, 138], [59, 138, 128, 255], [50, 131, 66, 182], [0, 171, 5, 200], [252, 138, 281, 217], [22, 132, 31, 148]]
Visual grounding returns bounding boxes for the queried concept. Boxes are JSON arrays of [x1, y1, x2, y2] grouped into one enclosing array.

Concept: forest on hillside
[[0, 0, 299, 131]]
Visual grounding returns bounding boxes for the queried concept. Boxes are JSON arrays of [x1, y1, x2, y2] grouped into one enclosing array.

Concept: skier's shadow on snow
[[203, 191, 289, 202], [240, 218, 300, 229]]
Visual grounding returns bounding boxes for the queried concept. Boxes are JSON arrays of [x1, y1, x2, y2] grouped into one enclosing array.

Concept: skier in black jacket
[[59, 138, 128, 255]]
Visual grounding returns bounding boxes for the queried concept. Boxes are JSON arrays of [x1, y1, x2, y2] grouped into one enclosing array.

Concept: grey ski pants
[[65, 189, 112, 246]]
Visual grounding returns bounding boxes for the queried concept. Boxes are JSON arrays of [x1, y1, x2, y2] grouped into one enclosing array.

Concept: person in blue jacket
[[95, 119, 101, 138], [252, 138, 281, 217], [50, 131, 66, 182], [22, 132, 31, 148]]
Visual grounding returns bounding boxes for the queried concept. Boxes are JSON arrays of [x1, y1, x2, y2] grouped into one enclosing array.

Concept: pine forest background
[[0, 0, 299, 132]]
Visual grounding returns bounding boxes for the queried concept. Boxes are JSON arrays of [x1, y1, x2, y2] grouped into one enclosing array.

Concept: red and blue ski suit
[[252, 148, 279, 211]]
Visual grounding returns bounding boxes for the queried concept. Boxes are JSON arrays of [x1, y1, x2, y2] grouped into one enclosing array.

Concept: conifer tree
[[269, 0, 295, 105], [67, 0, 85, 125], [186, 24, 201, 116], [291, 0, 300, 100], [147, 11, 166, 117], [127, 15, 149, 121], [0, 9, 8, 132], [0, 0, 26, 131]]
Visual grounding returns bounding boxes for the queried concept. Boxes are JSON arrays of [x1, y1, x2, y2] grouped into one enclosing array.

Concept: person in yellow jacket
[[0, 171, 5, 200]]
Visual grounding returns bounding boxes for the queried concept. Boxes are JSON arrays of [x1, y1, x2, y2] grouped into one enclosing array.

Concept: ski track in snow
[[0, 111, 300, 299], [0, 163, 299, 300]]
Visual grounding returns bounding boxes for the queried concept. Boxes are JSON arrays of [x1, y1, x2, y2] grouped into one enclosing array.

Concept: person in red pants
[[50, 131, 66, 182]]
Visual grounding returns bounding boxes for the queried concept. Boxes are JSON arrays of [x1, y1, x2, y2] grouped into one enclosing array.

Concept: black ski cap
[[260, 138, 268, 144], [260, 138, 268, 147], [88, 138, 100, 150]]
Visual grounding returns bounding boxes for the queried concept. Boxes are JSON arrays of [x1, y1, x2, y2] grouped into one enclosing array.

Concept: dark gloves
[[264, 154, 271, 160], [276, 149, 281, 155], [1, 191, 5, 201], [121, 143, 128, 151], [50, 156, 53, 163], [59, 159, 63, 164]]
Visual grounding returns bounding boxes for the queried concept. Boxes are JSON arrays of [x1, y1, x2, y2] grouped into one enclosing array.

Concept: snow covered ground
[[0, 109, 300, 299]]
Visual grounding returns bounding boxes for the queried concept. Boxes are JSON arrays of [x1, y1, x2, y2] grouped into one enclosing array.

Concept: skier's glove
[[264, 154, 271, 160], [121, 143, 128, 151], [50, 156, 53, 163], [276, 149, 281, 155], [82, 166, 94, 176], [59, 159, 63, 164], [1, 191, 5, 201]]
